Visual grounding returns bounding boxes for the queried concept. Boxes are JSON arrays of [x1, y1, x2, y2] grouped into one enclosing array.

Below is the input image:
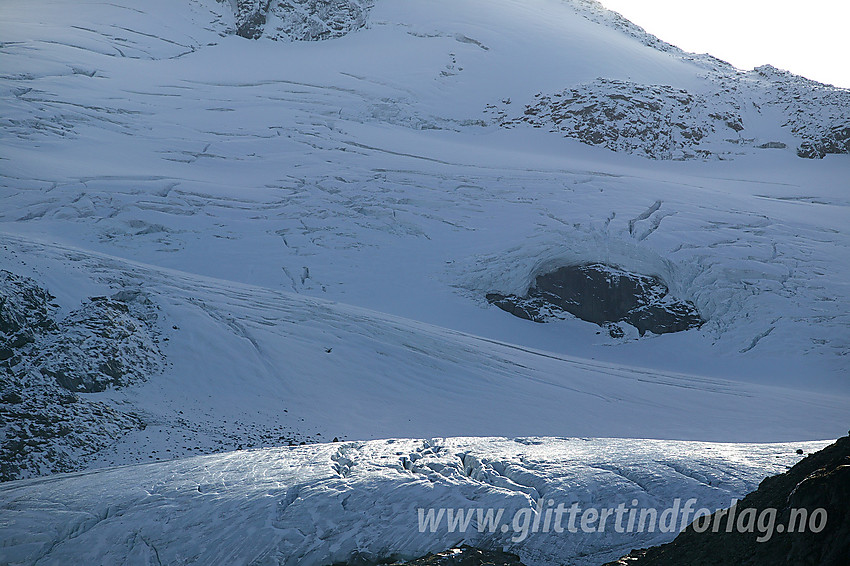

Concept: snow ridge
[[561, 0, 733, 72]]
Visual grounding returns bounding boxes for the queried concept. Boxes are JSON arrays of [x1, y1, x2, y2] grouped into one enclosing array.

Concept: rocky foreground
[[604, 434, 850, 566], [0, 270, 161, 481]]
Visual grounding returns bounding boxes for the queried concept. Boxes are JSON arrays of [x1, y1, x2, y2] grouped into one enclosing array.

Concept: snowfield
[[1, 234, 845, 474], [1, 0, 848, 563]]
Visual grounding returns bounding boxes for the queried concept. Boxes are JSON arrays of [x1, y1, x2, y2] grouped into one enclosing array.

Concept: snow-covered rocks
[[484, 40, 850, 162], [0, 271, 57, 361], [491, 68, 850, 160], [232, 0, 373, 41], [37, 293, 163, 393], [400, 546, 525, 566], [3, 280, 163, 395], [0, 272, 161, 481], [491, 80, 745, 159], [742, 65, 850, 159], [0, 385, 144, 482]]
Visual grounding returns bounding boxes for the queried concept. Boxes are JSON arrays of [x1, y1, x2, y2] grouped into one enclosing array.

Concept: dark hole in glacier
[[486, 263, 703, 336]]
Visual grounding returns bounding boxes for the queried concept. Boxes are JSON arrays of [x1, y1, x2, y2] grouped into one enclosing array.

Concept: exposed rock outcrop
[[37, 294, 162, 393], [746, 65, 850, 160], [0, 271, 162, 481], [487, 263, 703, 336], [492, 80, 744, 160], [489, 66, 850, 160], [394, 546, 526, 566], [604, 434, 850, 566], [0, 271, 57, 362], [231, 0, 373, 41]]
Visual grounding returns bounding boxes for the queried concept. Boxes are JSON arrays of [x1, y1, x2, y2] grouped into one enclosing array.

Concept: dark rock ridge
[[37, 293, 162, 393], [604, 434, 850, 566], [231, 0, 373, 41], [0, 272, 57, 362], [333, 545, 526, 566], [1, 271, 162, 481], [394, 546, 525, 566], [487, 263, 703, 336]]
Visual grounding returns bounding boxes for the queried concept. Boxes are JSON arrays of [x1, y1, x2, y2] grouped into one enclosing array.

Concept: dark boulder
[[488, 263, 702, 336], [626, 302, 704, 336]]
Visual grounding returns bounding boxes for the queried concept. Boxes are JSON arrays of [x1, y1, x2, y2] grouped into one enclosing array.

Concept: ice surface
[[0, 437, 829, 566], [0, 0, 848, 561]]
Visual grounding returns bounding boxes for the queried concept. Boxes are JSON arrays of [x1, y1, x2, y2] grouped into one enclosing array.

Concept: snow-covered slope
[[2, 0, 849, 473], [0, 437, 829, 566], [3, 234, 845, 482], [3, 0, 848, 360]]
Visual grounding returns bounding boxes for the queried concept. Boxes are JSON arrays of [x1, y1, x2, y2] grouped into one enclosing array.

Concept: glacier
[[0, 437, 831, 566], [1, 0, 848, 564]]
